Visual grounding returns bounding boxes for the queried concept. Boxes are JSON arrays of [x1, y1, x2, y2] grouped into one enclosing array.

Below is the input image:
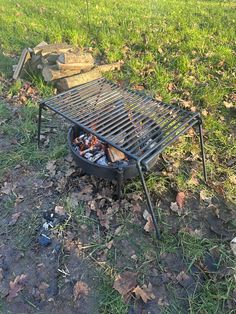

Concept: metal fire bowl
[[68, 125, 139, 181]]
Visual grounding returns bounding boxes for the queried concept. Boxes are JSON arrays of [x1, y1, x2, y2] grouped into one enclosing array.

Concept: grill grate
[[38, 77, 207, 239], [41, 78, 199, 169]]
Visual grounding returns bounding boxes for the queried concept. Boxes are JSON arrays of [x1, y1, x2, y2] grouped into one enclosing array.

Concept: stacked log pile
[[13, 42, 123, 91]]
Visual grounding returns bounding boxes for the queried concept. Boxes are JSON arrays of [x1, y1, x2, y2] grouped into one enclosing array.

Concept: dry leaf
[[106, 240, 113, 250], [133, 283, 155, 303], [201, 109, 208, 117], [143, 210, 154, 232], [54, 205, 66, 216], [73, 281, 89, 300], [167, 82, 176, 91], [223, 101, 234, 109], [143, 209, 150, 220], [176, 191, 185, 209], [230, 237, 236, 256], [46, 160, 57, 176], [200, 190, 212, 205], [76, 185, 94, 202], [170, 202, 183, 216], [144, 216, 154, 232], [176, 271, 190, 282], [14, 194, 24, 206], [9, 212, 21, 226], [113, 272, 137, 299], [38, 282, 49, 290], [7, 274, 27, 302], [114, 225, 123, 235], [229, 175, 236, 185], [1, 182, 16, 195], [132, 202, 142, 214], [133, 84, 144, 91]]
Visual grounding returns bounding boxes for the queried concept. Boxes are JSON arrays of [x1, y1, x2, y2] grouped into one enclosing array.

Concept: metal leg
[[198, 121, 207, 182], [37, 103, 43, 148], [137, 161, 160, 240], [116, 168, 123, 203]]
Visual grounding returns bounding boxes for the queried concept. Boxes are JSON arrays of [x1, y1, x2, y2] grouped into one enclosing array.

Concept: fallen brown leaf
[[132, 202, 142, 214], [167, 82, 176, 91], [113, 271, 137, 300], [38, 282, 49, 290], [223, 101, 234, 109], [170, 202, 183, 216], [132, 283, 155, 303], [9, 212, 21, 226], [54, 205, 66, 216], [201, 109, 208, 117], [176, 271, 190, 282], [106, 240, 113, 250], [7, 274, 27, 302], [73, 281, 89, 300], [176, 191, 185, 209], [144, 216, 154, 232], [143, 210, 154, 232], [133, 84, 144, 91]]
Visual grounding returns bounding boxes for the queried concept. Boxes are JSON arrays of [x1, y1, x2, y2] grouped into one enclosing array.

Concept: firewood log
[[58, 52, 94, 64], [107, 146, 125, 162], [42, 53, 60, 64], [42, 66, 84, 82], [13, 48, 31, 80], [56, 60, 94, 71], [32, 41, 48, 54], [34, 43, 73, 57], [57, 62, 123, 90]]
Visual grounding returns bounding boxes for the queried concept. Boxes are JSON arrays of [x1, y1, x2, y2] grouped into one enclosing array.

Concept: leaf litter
[[73, 281, 90, 301], [133, 283, 155, 303], [113, 271, 137, 301], [7, 274, 27, 302]]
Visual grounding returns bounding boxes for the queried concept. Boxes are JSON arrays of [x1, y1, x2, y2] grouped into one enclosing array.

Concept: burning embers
[[73, 131, 129, 167]]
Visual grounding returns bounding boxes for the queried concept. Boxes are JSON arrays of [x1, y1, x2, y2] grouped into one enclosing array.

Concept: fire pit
[[68, 125, 138, 181], [38, 78, 207, 239]]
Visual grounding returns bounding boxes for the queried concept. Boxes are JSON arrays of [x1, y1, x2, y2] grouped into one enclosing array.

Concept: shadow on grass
[[0, 51, 15, 78]]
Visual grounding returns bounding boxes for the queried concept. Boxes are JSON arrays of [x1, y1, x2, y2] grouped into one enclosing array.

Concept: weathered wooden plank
[[13, 48, 31, 80]]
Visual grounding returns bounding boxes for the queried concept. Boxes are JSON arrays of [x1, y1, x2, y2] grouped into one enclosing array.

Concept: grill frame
[[39, 78, 201, 170], [38, 78, 207, 239]]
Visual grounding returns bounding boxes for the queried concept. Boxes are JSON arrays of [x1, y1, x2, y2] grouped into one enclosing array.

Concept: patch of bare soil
[[0, 100, 235, 313]]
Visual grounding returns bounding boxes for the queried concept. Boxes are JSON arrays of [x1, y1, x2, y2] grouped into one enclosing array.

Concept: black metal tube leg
[[137, 162, 160, 240], [198, 122, 207, 182], [37, 104, 43, 148], [116, 168, 123, 203]]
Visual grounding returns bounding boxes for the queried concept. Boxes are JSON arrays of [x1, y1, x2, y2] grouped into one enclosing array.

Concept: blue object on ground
[[38, 234, 52, 246]]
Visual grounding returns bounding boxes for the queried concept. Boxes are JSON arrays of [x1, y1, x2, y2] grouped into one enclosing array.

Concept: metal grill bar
[[127, 111, 190, 153], [109, 105, 179, 145], [80, 92, 142, 125], [41, 78, 196, 165], [97, 99, 157, 135], [65, 91, 121, 120]]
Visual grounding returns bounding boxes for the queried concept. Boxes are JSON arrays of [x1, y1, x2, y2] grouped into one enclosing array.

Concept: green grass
[[0, 0, 235, 312], [0, 100, 68, 177]]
